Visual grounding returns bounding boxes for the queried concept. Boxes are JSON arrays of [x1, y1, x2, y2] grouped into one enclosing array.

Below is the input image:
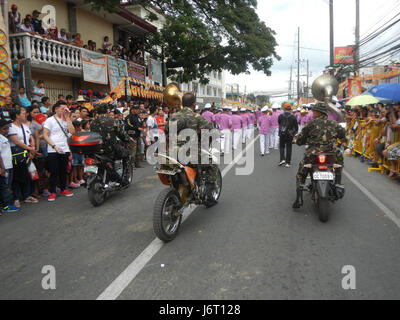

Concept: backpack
[[279, 114, 290, 137]]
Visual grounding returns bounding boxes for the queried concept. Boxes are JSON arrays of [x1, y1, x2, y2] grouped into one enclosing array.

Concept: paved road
[[0, 137, 399, 300]]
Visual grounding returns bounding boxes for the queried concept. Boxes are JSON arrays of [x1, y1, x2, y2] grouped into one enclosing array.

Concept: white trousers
[[298, 124, 304, 134], [269, 128, 279, 149], [242, 126, 248, 143], [233, 130, 242, 150], [247, 124, 254, 140], [260, 134, 270, 155], [220, 129, 231, 154]]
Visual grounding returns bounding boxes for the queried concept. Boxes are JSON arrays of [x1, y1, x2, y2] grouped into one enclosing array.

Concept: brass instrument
[[300, 108, 308, 116], [164, 82, 183, 109], [311, 74, 343, 121]]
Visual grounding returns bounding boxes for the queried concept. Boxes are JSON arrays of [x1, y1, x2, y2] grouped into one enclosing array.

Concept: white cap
[[204, 103, 211, 109], [240, 108, 246, 112], [272, 103, 281, 110], [261, 106, 268, 112], [232, 107, 238, 112], [228, 106, 232, 111], [195, 105, 199, 110], [297, 107, 301, 111]]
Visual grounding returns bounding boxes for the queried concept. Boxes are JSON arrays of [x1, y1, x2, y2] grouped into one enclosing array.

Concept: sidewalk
[[343, 155, 400, 218]]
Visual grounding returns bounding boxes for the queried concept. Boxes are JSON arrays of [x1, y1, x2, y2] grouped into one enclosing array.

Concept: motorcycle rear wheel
[[317, 197, 330, 223], [88, 177, 106, 207], [205, 168, 222, 208], [153, 188, 183, 242]]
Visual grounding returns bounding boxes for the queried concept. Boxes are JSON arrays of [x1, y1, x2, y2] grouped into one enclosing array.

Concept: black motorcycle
[[300, 153, 345, 222], [68, 132, 133, 207]]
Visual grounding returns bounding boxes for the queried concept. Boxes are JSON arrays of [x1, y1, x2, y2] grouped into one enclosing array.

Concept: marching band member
[[259, 106, 272, 156], [219, 106, 232, 155], [202, 103, 215, 123], [269, 104, 281, 150], [240, 108, 248, 144], [231, 108, 243, 150]]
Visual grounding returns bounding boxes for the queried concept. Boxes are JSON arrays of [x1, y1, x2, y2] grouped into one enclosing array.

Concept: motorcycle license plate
[[313, 171, 334, 180], [156, 169, 178, 176], [84, 166, 98, 174]]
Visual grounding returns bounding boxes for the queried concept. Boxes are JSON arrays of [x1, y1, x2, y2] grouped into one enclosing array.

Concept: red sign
[[335, 46, 354, 64]]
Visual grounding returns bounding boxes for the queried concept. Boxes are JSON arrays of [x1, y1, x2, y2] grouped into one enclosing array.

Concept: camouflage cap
[[312, 102, 328, 115]]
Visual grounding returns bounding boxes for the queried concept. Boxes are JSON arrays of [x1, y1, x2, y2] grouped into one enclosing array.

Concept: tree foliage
[[85, 0, 280, 84]]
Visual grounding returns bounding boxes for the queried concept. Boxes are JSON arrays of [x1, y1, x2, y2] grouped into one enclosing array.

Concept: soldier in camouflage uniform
[[90, 104, 132, 184], [164, 93, 219, 198], [292, 102, 346, 209]]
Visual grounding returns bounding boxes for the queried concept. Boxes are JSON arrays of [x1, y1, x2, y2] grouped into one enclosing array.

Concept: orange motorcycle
[[153, 151, 222, 242]]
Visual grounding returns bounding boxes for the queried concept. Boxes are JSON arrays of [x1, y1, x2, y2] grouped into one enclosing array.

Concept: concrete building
[[9, 0, 156, 101]]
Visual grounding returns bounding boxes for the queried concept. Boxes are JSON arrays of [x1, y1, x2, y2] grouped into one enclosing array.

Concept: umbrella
[[364, 83, 400, 102], [346, 94, 381, 106]]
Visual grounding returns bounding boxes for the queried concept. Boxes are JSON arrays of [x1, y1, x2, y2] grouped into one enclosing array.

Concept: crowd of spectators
[[9, 4, 145, 65], [344, 102, 400, 180], [0, 77, 176, 214]]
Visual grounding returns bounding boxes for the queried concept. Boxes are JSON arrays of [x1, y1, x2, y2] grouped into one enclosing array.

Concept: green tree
[[86, 0, 279, 84]]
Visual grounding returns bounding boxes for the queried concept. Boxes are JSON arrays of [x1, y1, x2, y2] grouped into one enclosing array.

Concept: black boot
[[292, 188, 304, 209]]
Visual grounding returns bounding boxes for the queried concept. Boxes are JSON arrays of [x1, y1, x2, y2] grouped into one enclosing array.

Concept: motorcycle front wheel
[[153, 188, 183, 242], [88, 175, 106, 207]]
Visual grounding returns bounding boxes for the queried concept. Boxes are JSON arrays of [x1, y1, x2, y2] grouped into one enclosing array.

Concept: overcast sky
[[225, 0, 400, 102]]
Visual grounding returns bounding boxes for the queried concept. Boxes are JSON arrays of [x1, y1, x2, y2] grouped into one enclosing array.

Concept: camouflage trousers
[[128, 138, 142, 167], [296, 148, 343, 187]]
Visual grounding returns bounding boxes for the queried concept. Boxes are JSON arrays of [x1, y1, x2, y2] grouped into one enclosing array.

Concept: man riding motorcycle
[[90, 103, 132, 185], [164, 93, 219, 204], [292, 102, 347, 209]]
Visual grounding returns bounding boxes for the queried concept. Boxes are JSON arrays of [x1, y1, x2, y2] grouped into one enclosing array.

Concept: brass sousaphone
[[164, 82, 183, 109], [311, 74, 343, 121]]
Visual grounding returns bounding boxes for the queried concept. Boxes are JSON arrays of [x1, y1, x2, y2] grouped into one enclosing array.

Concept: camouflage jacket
[[165, 107, 214, 138], [90, 115, 130, 154], [296, 114, 346, 154]]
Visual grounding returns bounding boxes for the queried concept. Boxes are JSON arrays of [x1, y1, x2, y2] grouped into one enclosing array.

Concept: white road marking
[[96, 135, 260, 300], [343, 170, 400, 229]]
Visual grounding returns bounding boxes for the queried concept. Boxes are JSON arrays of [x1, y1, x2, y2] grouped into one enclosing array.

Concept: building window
[[214, 88, 217, 97], [192, 82, 198, 93], [207, 86, 211, 96]]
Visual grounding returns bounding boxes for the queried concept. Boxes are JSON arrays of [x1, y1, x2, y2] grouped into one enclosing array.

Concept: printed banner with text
[[127, 61, 146, 81], [107, 56, 128, 91], [82, 50, 108, 85]]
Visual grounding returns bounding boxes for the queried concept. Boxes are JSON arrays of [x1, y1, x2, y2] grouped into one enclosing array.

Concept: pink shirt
[[328, 112, 339, 122], [258, 115, 271, 135], [256, 111, 263, 120], [202, 111, 215, 123], [306, 111, 314, 122], [270, 111, 280, 128], [214, 113, 222, 127], [219, 114, 232, 130], [241, 114, 249, 127], [231, 115, 243, 130], [300, 115, 309, 126]]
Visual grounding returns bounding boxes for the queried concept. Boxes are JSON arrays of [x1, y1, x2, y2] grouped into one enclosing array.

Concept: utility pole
[[329, 0, 334, 67], [289, 65, 293, 100], [297, 27, 300, 104], [355, 0, 360, 75], [306, 59, 309, 100]]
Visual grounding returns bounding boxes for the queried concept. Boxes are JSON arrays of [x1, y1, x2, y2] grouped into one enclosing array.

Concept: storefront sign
[[127, 61, 146, 81], [335, 46, 354, 64]]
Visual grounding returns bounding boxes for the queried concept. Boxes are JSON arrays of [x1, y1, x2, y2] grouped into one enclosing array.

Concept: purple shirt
[[219, 114, 232, 130], [328, 112, 339, 122], [300, 115, 309, 126], [202, 111, 215, 123], [256, 111, 262, 120], [240, 114, 249, 127], [306, 111, 314, 122], [270, 111, 280, 128], [249, 113, 256, 124], [231, 115, 243, 130], [214, 113, 222, 127], [258, 115, 271, 135]]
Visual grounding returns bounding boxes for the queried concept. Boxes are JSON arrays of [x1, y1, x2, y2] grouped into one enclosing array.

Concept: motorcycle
[[68, 132, 133, 207], [300, 153, 345, 222], [153, 149, 222, 242]]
